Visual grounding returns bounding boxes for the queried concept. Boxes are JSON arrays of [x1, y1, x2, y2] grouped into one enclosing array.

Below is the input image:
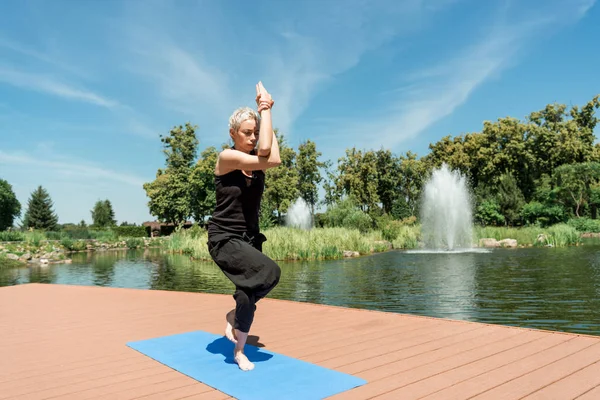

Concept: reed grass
[[474, 224, 580, 247]]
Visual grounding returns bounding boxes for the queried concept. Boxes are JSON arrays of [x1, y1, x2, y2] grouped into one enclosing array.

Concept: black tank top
[[207, 167, 265, 236]]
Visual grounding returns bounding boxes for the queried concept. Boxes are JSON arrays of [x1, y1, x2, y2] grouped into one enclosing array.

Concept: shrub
[[567, 217, 600, 233], [0, 231, 25, 242], [111, 226, 149, 238]]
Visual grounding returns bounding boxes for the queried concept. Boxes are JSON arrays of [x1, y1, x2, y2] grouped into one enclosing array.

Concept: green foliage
[[297, 139, 325, 213], [0, 179, 21, 231], [259, 203, 277, 231], [125, 238, 144, 249], [475, 200, 505, 226], [22, 186, 58, 230], [111, 226, 149, 238], [263, 131, 299, 220], [391, 224, 421, 249], [144, 123, 198, 225], [189, 146, 218, 224], [320, 198, 373, 233], [546, 224, 581, 247], [376, 215, 404, 241], [26, 230, 45, 247], [496, 173, 525, 225], [552, 162, 600, 217], [0, 231, 25, 241], [567, 217, 600, 233], [336, 148, 380, 213], [520, 201, 565, 227], [91, 199, 116, 228]]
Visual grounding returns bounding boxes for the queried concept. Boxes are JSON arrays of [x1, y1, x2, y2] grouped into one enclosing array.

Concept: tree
[[336, 148, 380, 213], [322, 160, 340, 207], [189, 146, 218, 224], [496, 173, 526, 225], [91, 199, 116, 227], [552, 162, 600, 218], [144, 123, 198, 225], [263, 130, 299, 222], [397, 151, 428, 218], [23, 186, 58, 230], [374, 149, 399, 215], [296, 139, 325, 214], [0, 179, 21, 230]]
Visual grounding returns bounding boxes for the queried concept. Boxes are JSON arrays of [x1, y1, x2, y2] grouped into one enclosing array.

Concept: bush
[[111, 226, 149, 238], [0, 231, 25, 242], [320, 198, 373, 233], [125, 237, 145, 249], [521, 202, 565, 227], [475, 200, 505, 226], [376, 215, 403, 241], [567, 217, 600, 233]]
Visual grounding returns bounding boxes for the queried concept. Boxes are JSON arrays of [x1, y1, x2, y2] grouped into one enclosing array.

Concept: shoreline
[[2, 232, 600, 267]]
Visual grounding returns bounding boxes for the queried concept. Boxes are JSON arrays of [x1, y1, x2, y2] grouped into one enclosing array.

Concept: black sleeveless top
[[207, 167, 265, 236]]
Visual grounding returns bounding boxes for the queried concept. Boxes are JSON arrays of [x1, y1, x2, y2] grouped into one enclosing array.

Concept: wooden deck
[[1, 283, 599, 400]]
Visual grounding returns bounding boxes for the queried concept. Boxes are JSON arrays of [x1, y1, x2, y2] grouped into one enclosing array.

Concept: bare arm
[[257, 109, 273, 157], [215, 145, 281, 175]]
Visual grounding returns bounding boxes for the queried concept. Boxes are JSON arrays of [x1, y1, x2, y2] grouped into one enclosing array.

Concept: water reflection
[[1, 245, 599, 336]]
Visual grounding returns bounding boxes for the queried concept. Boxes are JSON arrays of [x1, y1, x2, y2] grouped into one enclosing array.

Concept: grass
[[474, 224, 581, 247], [162, 227, 397, 261]]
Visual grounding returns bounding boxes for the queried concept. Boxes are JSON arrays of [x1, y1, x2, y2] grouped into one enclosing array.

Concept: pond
[[1, 244, 599, 336]]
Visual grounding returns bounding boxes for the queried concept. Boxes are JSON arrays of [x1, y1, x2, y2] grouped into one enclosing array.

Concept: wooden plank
[[1, 283, 599, 400]]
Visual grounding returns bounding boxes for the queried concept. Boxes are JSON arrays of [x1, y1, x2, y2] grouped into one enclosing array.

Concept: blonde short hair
[[228, 107, 260, 132]]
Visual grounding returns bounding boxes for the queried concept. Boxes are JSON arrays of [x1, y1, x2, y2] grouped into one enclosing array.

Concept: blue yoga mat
[[127, 330, 367, 400]]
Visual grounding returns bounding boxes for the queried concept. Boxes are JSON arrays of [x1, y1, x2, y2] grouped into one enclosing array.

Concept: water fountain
[[418, 163, 476, 251], [285, 197, 313, 230]]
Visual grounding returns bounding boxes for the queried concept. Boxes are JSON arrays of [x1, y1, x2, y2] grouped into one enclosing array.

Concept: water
[[420, 163, 474, 250], [2, 244, 600, 336], [285, 197, 312, 230]]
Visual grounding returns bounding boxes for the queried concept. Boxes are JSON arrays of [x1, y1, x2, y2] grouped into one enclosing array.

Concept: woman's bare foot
[[225, 310, 237, 344], [233, 329, 254, 371], [234, 349, 255, 371]]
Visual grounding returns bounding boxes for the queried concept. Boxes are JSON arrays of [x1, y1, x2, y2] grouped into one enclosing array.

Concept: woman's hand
[[255, 81, 274, 112]]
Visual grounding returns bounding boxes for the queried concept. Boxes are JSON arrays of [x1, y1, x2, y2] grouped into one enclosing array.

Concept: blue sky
[[1, 0, 598, 225]]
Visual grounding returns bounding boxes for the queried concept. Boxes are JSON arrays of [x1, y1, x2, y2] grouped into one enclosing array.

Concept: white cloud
[[0, 67, 119, 108], [0, 150, 146, 187], [318, 0, 596, 152], [263, 0, 453, 135], [0, 36, 91, 79]]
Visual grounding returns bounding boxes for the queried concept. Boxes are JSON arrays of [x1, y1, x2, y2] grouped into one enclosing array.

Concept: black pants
[[207, 232, 281, 333]]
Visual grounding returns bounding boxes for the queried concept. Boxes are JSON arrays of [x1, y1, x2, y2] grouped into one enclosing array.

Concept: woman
[[207, 82, 282, 371]]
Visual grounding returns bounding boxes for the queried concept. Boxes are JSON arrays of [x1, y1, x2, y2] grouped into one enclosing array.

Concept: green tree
[[0, 179, 21, 230], [23, 186, 59, 230], [91, 199, 116, 227], [496, 173, 526, 225], [552, 162, 600, 217], [189, 146, 218, 224], [263, 130, 299, 222], [336, 148, 380, 213], [144, 123, 198, 225], [397, 151, 428, 218], [374, 149, 399, 215], [322, 160, 340, 207], [296, 139, 325, 214]]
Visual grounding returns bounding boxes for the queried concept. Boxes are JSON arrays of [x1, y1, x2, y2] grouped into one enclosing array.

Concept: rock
[[40, 258, 49, 264], [19, 253, 32, 261], [7, 253, 19, 261], [479, 238, 500, 248], [537, 234, 548, 243], [343, 250, 360, 258], [63, 259, 72, 264], [498, 239, 518, 248]]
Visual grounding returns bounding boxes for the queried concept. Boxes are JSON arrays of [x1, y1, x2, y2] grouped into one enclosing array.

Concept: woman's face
[[230, 119, 258, 153]]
